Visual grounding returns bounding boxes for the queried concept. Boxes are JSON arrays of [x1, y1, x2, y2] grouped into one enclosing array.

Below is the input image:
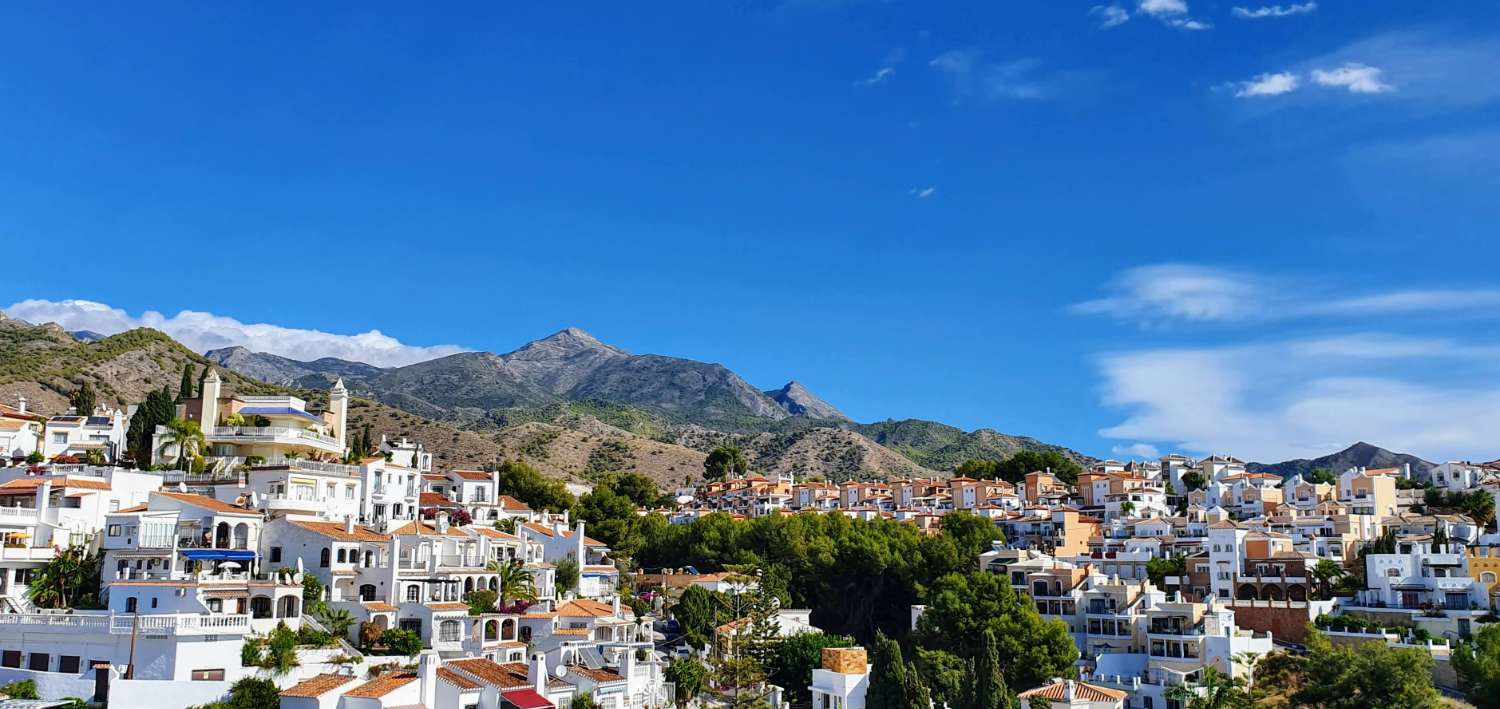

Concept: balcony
[[208, 427, 343, 455], [1147, 619, 1202, 637], [0, 612, 250, 636], [0, 507, 40, 522]]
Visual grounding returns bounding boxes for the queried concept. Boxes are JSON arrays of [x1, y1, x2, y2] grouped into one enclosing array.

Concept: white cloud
[[1232, 3, 1316, 19], [1137, 0, 1187, 16], [1112, 442, 1161, 458], [856, 67, 895, 87], [1071, 264, 1500, 327], [910, 186, 936, 199], [1095, 338, 1500, 461], [1310, 63, 1394, 94], [1090, 4, 1131, 29], [929, 50, 1053, 101], [1164, 17, 1212, 31], [2, 299, 468, 368], [1068, 264, 1270, 324], [1234, 71, 1300, 97]]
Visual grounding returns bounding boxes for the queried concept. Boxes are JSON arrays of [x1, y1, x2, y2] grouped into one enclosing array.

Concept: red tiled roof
[[289, 519, 391, 542], [451, 470, 492, 481], [281, 673, 356, 697], [345, 670, 419, 698], [438, 667, 482, 690], [1017, 680, 1127, 702], [155, 491, 260, 516]]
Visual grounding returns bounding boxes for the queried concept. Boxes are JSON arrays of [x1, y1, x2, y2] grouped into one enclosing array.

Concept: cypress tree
[[69, 381, 96, 415], [868, 632, 911, 709], [973, 629, 1010, 709], [178, 363, 196, 402]]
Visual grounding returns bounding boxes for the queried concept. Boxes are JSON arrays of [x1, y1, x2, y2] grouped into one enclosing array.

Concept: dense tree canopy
[[1291, 630, 1441, 708], [703, 446, 750, 480], [495, 459, 577, 512], [995, 450, 1083, 485], [1454, 623, 1500, 708], [914, 571, 1077, 689], [636, 511, 1003, 642], [769, 632, 857, 703]]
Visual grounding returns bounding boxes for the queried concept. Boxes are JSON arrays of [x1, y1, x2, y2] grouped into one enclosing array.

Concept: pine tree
[[69, 381, 96, 415], [972, 629, 1010, 709], [177, 363, 196, 402]]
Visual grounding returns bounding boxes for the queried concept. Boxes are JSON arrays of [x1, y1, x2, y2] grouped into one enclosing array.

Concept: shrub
[[0, 680, 39, 699], [359, 621, 383, 648], [380, 628, 423, 656], [241, 637, 263, 666]]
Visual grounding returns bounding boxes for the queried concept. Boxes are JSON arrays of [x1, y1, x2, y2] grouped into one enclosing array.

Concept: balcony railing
[[0, 612, 250, 636], [0, 507, 40, 521], [208, 427, 343, 452]]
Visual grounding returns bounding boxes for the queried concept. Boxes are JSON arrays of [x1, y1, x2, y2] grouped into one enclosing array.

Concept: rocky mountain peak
[[766, 380, 848, 421], [508, 327, 629, 360]]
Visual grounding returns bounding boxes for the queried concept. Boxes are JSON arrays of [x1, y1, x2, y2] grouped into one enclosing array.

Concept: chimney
[[528, 652, 548, 693], [418, 651, 438, 709], [436, 511, 449, 534], [16, 397, 25, 414], [345, 516, 356, 535], [621, 644, 637, 681]]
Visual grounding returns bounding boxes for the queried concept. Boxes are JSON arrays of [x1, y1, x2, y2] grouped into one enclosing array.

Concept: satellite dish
[[675, 495, 693, 505], [554, 664, 568, 678]]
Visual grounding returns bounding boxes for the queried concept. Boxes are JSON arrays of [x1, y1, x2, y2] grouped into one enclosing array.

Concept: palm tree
[[1232, 650, 1263, 691], [28, 545, 99, 609], [1165, 667, 1251, 709], [156, 418, 207, 471], [1310, 559, 1346, 599], [1120, 501, 1136, 517], [489, 560, 537, 608], [317, 606, 355, 640]]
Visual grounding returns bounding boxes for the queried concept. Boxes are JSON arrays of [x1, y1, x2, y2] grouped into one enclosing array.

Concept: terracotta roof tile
[[438, 667, 482, 690], [1017, 680, 1127, 702], [345, 670, 419, 698], [155, 491, 260, 516], [289, 519, 391, 542], [452, 470, 492, 481], [446, 658, 531, 689], [281, 673, 356, 698]]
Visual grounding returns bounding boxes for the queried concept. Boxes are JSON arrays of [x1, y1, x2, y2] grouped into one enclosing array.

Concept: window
[[440, 620, 461, 642], [126, 597, 137, 613], [337, 549, 347, 564], [320, 548, 330, 568], [346, 484, 356, 499], [407, 585, 420, 602], [59, 655, 80, 674], [28, 653, 48, 671], [1, 651, 19, 668], [269, 547, 281, 563], [191, 669, 226, 681], [326, 483, 337, 499], [107, 524, 122, 537], [150, 597, 158, 609], [52, 432, 68, 444], [208, 599, 222, 613]]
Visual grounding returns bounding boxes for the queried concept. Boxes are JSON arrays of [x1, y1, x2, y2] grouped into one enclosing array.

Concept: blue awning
[[180, 549, 256, 562]]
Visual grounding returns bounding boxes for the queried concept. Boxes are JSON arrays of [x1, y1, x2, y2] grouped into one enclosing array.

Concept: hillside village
[[0, 350, 1497, 709]]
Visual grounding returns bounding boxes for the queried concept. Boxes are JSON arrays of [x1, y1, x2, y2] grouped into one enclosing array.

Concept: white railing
[[0, 612, 250, 636], [0, 507, 40, 520], [210, 427, 342, 448], [261, 458, 360, 475]]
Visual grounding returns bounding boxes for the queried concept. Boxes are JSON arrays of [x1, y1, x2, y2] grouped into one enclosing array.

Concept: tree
[[0, 680, 39, 699], [157, 418, 207, 471], [489, 560, 538, 608], [464, 589, 498, 616], [301, 574, 326, 617], [126, 386, 176, 468], [578, 480, 642, 554], [241, 637, 263, 667], [495, 459, 576, 512], [224, 677, 281, 709], [867, 631, 926, 709], [178, 363, 197, 402], [703, 446, 750, 481], [914, 648, 970, 709], [1464, 490, 1496, 531], [69, 381, 96, 414], [1310, 560, 1347, 600], [316, 606, 355, 639], [1181, 470, 1206, 492], [1291, 629, 1441, 708], [769, 632, 857, 704], [666, 657, 707, 707], [1453, 623, 1500, 708], [28, 544, 101, 609], [1146, 554, 1187, 588], [1164, 666, 1250, 709], [262, 623, 300, 674], [674, 585, 721, 649], [569, 692, 598, 709], [995, 450, 1083, 485], [971, 629, 1012, 709], [915, 571, 1077, 690], [954, 459, 999, 478], [1306, 468, 1337, 485], [555, 554, 580, 598], [611, 471, 665, 507], [380, 628, 423, 656]]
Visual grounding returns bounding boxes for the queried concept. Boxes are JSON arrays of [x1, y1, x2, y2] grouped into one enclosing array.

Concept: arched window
[[1482, 572, 1497, 584], [337, 549, 347, 564], [360, 584, 377, 601], [407, 585, 420, 602], [125, 597, 137, 613], [440, 620, 461, 642], [320, 548, 331, 568]]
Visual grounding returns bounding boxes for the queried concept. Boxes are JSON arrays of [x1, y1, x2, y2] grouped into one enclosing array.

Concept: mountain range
[[1, 311, 1452, 486]]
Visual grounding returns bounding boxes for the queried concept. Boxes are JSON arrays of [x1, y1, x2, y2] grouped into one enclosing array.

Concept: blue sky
[[3, 2, 1499, 463]]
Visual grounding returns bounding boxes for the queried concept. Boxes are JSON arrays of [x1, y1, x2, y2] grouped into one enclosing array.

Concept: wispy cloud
[[2, 299, 468, 367], [1233, 71, 1300, 97], [1070, 264, 1500, 327], [1135, 0, 1211, 30], [1232, 2, 1316, 19], [856, 67, 895, 87], [1090, 4, 1132, 29], [910, 186, 936, 199], [1095, 337, 1500, 461], [1112, 442, 1161, 458], [929, 50, 1054, 101], [1310, 62, 1394, 94]]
